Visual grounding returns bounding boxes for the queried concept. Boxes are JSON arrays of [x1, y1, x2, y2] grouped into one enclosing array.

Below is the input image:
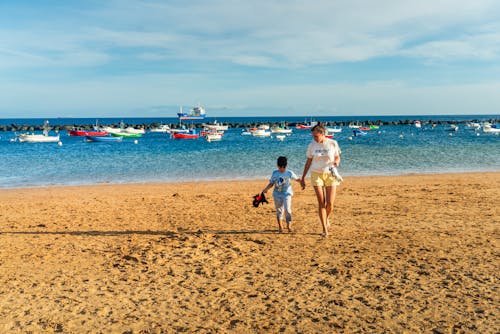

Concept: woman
[[300, 124, 342, 237]]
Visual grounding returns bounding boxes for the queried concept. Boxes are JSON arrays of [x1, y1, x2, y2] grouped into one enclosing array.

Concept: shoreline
[[1, 172, 498, 332], [2, 170, 499, 191]]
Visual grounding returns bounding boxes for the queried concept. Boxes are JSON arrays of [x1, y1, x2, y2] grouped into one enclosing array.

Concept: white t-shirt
[[306, 138, 341, 173]]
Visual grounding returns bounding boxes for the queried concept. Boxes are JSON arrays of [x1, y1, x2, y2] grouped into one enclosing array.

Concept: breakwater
[[1, 117, 498, 132]]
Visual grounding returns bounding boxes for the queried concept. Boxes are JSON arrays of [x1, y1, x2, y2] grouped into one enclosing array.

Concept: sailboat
[[16, 120, 60, 143]]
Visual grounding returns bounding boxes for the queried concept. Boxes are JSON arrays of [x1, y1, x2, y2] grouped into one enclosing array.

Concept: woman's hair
[[277, 156, 287, 167], [311, 124, 325, 134]]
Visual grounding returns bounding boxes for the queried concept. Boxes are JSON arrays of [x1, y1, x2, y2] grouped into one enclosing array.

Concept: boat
[[171, 129, 199, 139], [359, 127, 372, 131], [326, 126, 342, 134], [348, 122, 361, 129], [414, 120, 422, 128], [68, 129, 108, 136], [205, 131, 223, 142], [369, 125, 380, 130], [352, 129, 367, 137], [124, 127, 146, 134], [483, 124, 500, 133], [17, 133, 60, 143], [100, 126, 123, 134], [465, 122, 481, 130], [177, 105, 206, 120], [445, 124, 459, 131], [271, 124, 293, 134], [68, 120, 108, 136], [16, 120, 60, 143], [150, 124, 171, 133], [110, 132, 143, 138], [85, 135, 123, 142], [202, 120, 228, 131], [251, 129, 271, 137], [295, 121, 318, 129]]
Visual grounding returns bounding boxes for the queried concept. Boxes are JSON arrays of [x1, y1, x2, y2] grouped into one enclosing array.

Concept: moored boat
[[16, 120, 60, 143], [110, 132, 143, 138], [17, 133, 60, 143], [85, 135, 123, 142], [353, 129, 367, 137], [69, 129, 108, 136], [326, 126, 342, 134], [271, 124, 293, 134], [483, 124, 500, 133], [205, 131, 223, 142], [150, 124, 171, 133], [171, 129, 199, 139], [202, 120, 228, 131]]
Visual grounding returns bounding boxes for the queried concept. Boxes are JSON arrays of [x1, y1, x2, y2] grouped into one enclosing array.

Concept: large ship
[[177, 105, 206, 120]]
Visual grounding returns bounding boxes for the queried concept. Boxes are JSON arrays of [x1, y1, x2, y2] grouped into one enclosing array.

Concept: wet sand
[[0, 173, 498, 333]]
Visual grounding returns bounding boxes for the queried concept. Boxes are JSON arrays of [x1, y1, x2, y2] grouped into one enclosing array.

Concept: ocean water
[[0, 115, 499, 189]]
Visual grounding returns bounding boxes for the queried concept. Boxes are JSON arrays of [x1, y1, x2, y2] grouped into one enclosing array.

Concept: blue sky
[[1, 0, 500, 118]]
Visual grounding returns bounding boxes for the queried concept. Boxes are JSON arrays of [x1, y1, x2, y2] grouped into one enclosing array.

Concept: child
[[262, 156, 301, 233]]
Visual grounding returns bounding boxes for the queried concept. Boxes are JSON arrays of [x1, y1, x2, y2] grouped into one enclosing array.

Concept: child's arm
[[262, 182, 273, 194]]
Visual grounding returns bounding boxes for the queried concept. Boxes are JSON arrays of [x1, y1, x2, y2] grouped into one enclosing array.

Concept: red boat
[[171, 130, 199, 139], [359, 127, 372, 131], [68, 129, 108, 136]]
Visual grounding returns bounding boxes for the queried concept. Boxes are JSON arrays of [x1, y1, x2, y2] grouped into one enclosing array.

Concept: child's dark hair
[[277, 156, 287, 168]]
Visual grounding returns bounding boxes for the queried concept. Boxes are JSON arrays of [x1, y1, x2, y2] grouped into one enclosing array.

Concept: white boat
[[348, 122, 361, 129], [326, 126, 342, 134], [17, 133, 60, 143], [150, 124, 171, 133], [169, 125, 190, 134], [124, 127, 146, 134], [251, 129, 271, 137], [205, 131, 223, 142], [100, 126, 122, 134], [202, 120, 229, 131], [271, 124, 293, 134], [16, 120, 60, 143], [483, 124, 500, 133], [466, 122, 481, 130], [241, 129, 252, 136], [446, 124, 459, 131]]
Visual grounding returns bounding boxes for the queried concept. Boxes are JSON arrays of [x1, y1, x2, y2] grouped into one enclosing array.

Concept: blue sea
[[0, 115, 499, 189]]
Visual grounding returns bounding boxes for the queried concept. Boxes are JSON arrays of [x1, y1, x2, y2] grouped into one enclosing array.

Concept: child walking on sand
[[262, 156, 302, 233]]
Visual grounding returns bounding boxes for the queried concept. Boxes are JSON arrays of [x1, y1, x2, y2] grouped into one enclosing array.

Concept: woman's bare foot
[[286, 222, 292, 232]]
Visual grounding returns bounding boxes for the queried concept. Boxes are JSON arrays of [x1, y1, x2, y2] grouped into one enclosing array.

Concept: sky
[[1, 0, 500, 118]]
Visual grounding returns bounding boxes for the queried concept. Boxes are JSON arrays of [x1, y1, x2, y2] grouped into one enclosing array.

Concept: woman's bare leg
[[313, 186, 328, 236], [325, 185, 336, 229]]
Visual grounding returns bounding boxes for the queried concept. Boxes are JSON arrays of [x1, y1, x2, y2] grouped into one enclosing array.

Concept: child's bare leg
[[277, 219, 284, 232]]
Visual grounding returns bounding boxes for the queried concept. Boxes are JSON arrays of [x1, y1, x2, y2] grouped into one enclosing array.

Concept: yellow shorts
[[311, 171, 340, 187]]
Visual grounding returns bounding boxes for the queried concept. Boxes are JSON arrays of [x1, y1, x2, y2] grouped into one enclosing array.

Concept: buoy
[[399, 134, 404, 139], [449, 133, 453, 137], [348, 136, 352, 141], [134, 139, 138, 144], [58, 141, 62, 146]]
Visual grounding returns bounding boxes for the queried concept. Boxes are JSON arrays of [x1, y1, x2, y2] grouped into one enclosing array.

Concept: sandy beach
[[0, 172, 498, 333]]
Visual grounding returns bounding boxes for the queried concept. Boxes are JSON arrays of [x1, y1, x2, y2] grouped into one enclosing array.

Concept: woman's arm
[[300, 158, 313, 189]]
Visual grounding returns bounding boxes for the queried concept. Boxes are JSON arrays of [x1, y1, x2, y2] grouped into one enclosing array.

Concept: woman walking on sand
[[300, 124, 342, 237]]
